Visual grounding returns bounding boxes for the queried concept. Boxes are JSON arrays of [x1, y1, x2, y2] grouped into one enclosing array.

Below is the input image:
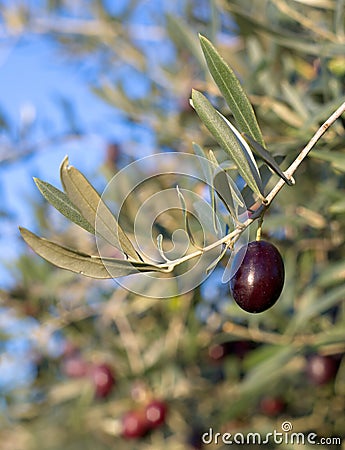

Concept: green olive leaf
[[191, 90, 265, 201], [176, 185, 201, 249], [309, 149, 345, 172], [166, 14, 205, 69], [60, 156, 141, 261], [240, 346, 296, 395], [215, 111, 263, 189], [211, 163, 236, 219], [317, 260, 345, 288], [199, 34, 265, 147], [242, 133, 294, 185], [34, 178, 95, 234], [19, 227, 162, 279], [223, 4, 345, 57], [192, 142, 219, 234], [291, 285, 345, 332], [314, 327, 345, 348]]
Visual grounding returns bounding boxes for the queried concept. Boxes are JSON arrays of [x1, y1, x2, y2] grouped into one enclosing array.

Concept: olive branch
[[19, 35, 345, 280]]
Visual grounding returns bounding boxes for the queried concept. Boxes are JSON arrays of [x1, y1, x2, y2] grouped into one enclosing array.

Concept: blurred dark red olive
[[90, 363, 115, 398], [61, 355, 89, 378], [121, 410, 148, 439], [144, 400, 167, 429], [306, 354, 339, 385], [259, 396, 285, 416], [230, 240, 285, 313]]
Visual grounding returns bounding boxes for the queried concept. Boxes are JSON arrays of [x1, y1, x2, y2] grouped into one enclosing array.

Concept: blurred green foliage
[[1, 1, 345, 449]]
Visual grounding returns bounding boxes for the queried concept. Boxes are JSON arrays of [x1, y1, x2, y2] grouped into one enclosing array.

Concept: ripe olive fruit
[[230, 240, 285, 313], [121, 410, 148, 439], [90, 363, 115, 398], [145, 400, 167, 429], [259, 396, 285, 416], [61, 354, 89, 378], [306, 354, 339, 385]]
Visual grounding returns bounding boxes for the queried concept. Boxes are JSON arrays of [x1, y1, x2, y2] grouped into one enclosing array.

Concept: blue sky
[[0, 4, 174, 287], [0, 0, 179, 397], [0, 0, 238, 400], [0, 35, 111, 286]]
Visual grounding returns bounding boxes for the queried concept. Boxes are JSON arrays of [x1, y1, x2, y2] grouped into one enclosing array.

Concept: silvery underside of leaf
[[215, 110, 263, 195]]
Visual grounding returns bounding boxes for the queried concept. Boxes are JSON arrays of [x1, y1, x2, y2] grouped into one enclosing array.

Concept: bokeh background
[[0, 1, 345, 449]]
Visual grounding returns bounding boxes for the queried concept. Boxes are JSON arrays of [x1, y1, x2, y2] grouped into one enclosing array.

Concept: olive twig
[[156, 100, 345, 272]]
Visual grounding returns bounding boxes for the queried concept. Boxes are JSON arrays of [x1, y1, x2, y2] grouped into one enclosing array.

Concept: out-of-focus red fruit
[[90, 363, 115, 398], [144, 400, 167, 429], [208, 340, 257, 362], [61, 355, 89, 378], [306, 354, 339, 385], [61, 341, 79, 358], [121, 410, 148, 439], [260, 396, 285, 416], [208, 343, 227, 362], [130, 380, 149, 403]]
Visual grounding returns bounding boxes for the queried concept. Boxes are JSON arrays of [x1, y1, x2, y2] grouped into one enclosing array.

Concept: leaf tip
[[198, 33, 208, 44], [191, 89, 202, 103], [60, 155, 70, 171], [18, 226, 29, 240]]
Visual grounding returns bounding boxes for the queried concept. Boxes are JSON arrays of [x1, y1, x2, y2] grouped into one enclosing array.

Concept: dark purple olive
[[90, 363, 115, 398], [306, 354, 340, 385], [259, 396, 286, 416], [230, 240, 285, 313], [121, 410, 148, 439], [144, 400, 167, 429]]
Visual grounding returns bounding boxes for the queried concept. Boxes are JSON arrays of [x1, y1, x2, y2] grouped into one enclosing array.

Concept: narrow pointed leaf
[[176, 186, 201, 249], [19, 227, 162, 279], [192, 90, 265, 201], [218, 165, 244, 207], [317, 260, 345, 288], [166, 14, 205, 69], [309, 149, 345, 172], [213, 168, 236, 218], [292, 285, 345, 331], [60, 156, 140, 261], [34, 178, 95, 234], [215, 111, 262, 187], [192, 142, 218, 233], [212, 165, 246, 226], [199, 34, 265, 147], [242, 133, 294, 185]]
